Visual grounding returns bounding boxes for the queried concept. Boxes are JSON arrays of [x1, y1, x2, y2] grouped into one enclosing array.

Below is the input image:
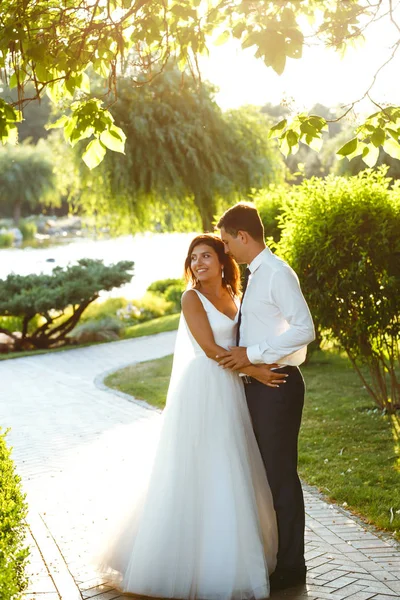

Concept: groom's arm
[[219, 266, 315, 370], [246, 267, 315, 365]]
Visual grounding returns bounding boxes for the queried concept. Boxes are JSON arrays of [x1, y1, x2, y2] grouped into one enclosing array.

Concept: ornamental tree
[[0, 259, 134, 350]]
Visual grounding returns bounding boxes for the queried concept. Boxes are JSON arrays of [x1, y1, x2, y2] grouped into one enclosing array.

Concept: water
[[0, 232, 199, 299]]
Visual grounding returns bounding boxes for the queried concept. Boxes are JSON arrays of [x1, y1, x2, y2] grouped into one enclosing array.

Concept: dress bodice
[[183, 290, 239, 356]]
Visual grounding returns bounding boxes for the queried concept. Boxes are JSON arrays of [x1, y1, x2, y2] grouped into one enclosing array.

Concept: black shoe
[[269, 567, 307, 592]]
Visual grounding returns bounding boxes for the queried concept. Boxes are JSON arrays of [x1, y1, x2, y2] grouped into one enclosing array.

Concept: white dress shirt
[[240, 247, 315, 366]]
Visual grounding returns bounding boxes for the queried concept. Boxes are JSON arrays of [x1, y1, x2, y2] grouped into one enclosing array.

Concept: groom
[[217, 202, 315, 591]]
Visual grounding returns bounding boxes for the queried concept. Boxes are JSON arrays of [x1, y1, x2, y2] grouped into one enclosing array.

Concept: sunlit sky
[[198, 5, 400, 118]]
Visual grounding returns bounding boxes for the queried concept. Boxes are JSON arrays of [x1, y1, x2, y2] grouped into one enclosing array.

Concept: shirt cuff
[[246, 344, 264, 365]]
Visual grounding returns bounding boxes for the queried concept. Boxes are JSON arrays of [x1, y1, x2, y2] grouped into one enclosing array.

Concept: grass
[[0, 314, 180, 361], [105, 355, 173, 410], [123, 313, 180, 339], [104, 348, 400, 541]]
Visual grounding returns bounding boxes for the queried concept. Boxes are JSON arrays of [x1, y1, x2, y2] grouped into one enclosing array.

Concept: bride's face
[[190, 243, 222, 283]]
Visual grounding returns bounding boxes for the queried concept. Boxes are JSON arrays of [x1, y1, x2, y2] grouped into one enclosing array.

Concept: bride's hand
[[246, 364, 288, 388]]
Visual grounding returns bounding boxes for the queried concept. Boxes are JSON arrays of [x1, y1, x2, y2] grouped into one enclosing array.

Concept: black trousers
[[244, 366, 306, 572]]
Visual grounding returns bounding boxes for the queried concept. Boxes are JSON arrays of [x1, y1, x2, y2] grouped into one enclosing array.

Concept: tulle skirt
[[98, 356, 278, 599]]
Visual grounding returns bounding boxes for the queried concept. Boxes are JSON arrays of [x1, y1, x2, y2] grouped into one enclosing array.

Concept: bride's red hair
[[184, 234, 241, 297]]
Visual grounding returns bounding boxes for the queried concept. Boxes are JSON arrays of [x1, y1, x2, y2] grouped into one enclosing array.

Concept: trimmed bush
[[0, 428, 29, 598], [132, 292, 175, 321], [146, 278, 185, 313], [69, 316, 123, 343], [0, 232, 14, 248], [147, 278, 185, 296], [164, 283, 185, 312], [254, 185, 286, 244], [277, 168, 400, 412], [19, 221, 37, 241]]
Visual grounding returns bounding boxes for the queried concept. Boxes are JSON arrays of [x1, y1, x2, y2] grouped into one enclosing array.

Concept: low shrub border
[[0, 428, 29, 599]]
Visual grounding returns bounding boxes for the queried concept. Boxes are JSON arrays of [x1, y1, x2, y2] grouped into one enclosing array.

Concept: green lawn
[[105, 349, 400, 540], [105, 355, 173, 410], [123, 313, 180, 339]]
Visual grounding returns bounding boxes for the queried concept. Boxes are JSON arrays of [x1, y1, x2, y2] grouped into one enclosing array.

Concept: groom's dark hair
[[217, 202, 264, 243]]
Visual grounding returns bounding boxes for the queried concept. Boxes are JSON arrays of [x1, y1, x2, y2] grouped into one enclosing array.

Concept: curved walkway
[[1, 334, 399, 600]]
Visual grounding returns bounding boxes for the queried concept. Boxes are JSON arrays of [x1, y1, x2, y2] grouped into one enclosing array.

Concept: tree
[[0, 142, 57, 223], [77, 69, 284, 231], [2, 1, 400, 168], [0, 83, 51, 143], [0, 259, 134, 350]]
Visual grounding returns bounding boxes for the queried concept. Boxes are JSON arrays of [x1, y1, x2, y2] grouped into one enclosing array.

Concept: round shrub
[[0, 232, 14, 248], [164, 283, 186, 312], [0, 428, 29, 598], [19, 220, 37, 241], [69, 316, 124, 343], [147, 278, 185, 296], [132, 292, 175, 321], [277, 168, 400, 412], [254, 185, 287, 244]]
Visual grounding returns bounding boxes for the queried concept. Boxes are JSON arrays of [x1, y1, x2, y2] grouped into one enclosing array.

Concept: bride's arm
[[181, 291, 228, 362]]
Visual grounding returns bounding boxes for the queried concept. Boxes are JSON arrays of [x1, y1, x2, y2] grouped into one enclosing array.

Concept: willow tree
[[0, 143, 57, 223], [2, 1, 400, 169], [78, 70, 284, 231]]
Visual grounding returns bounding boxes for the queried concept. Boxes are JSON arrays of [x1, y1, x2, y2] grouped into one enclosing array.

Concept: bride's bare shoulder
[[181, 289, 204, 315]]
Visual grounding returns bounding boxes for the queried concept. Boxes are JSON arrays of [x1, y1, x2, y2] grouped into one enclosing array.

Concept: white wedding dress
[[99, 290, 278, 599]]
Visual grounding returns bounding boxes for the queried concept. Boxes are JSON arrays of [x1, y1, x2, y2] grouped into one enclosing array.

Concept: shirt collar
[[248, 247, 272, 274]]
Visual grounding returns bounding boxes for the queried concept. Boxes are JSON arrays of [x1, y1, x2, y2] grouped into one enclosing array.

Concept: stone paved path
[[1, 333, 400, 600]]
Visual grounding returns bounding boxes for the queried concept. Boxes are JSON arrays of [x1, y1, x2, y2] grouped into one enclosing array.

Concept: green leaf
[[268, 118, 287, 138], [9, 73, 18, 89], [286, 129, 299, 148], [260, 31, 287, 74], [242, 31, 261, 50], [35, 63, 51, 83], [370, 127, 385, 148], [82, 138, 107, 169], [232, 23, 246, 39], [100, 125, 126, 153], [170, 4, 196, 20], [214, 30, 230, 46], [383, 137, 400, 160], [285, 28, 304, 59], [45, 115, 69, 130], [361, 144, 379, 168], [300, 121, 317, 135], [386, 128, 399, 141], [78, 72, 91, 94], [93, 59, 110, 79], [280, 135, 291, 158], [281, 8, 297, 27], [64, 116, 77, 142], [308, 135, 323, 152], [337, 137, 358, 157]]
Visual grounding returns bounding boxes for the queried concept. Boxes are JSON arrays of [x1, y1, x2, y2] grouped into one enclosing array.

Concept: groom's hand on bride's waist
[[216, 346, 252, 370]]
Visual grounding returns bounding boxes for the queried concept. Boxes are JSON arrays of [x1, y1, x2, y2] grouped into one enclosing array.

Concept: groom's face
[[220, 227, 247, 264]]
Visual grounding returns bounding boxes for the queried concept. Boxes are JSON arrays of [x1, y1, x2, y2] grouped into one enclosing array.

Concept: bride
[[99, 234, 285, 599]]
